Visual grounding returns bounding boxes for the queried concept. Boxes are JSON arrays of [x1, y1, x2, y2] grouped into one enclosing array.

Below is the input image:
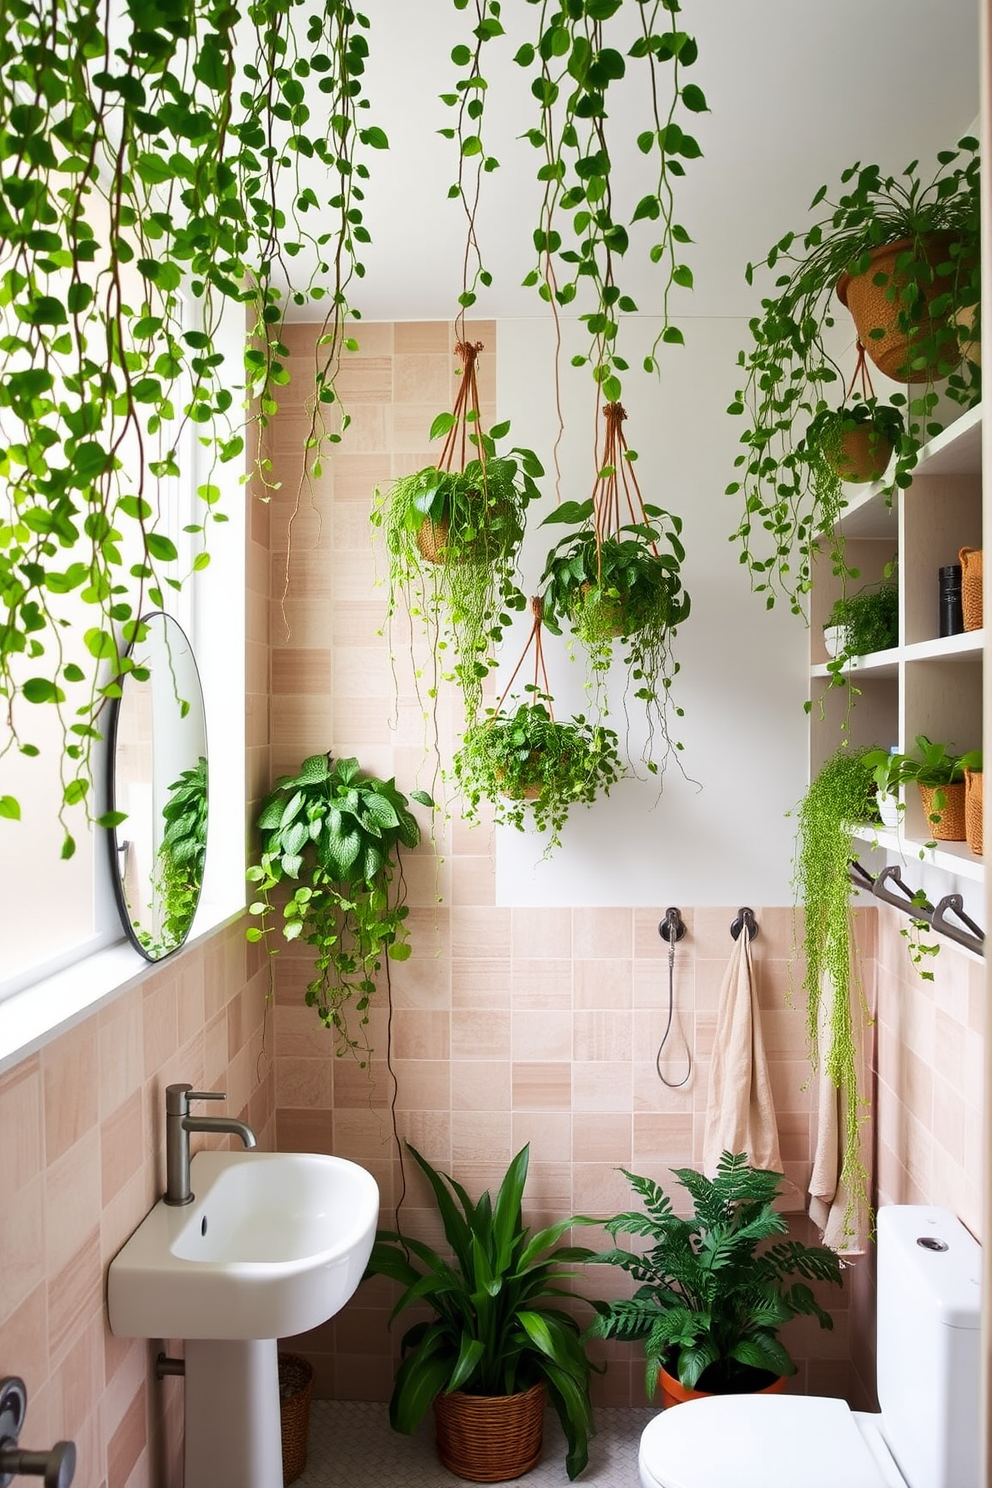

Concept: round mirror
[[108, 613, 208, 960]]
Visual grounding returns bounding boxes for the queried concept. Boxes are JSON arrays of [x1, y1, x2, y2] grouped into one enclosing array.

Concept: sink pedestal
[[184, 1339, 283, 1488]]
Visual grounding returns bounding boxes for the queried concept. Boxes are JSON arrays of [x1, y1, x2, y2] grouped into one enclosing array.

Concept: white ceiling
[[286, 0, 980, 324]]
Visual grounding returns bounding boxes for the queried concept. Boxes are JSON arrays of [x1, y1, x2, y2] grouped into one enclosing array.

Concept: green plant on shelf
[[824, 573, 899, 661]]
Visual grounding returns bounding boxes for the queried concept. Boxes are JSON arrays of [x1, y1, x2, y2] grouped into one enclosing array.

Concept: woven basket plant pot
[[836, 235, 962, 382], [918, 781, 967, 841], [433, 1383, 546, 1483], [959, 546, 983, 631], [964, 768, 983, 856], [278, 1353, 314, 1486], [832, 422, 895, 483]]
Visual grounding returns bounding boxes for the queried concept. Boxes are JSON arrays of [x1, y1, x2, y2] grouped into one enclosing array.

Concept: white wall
[[494, 315, 809, 906]]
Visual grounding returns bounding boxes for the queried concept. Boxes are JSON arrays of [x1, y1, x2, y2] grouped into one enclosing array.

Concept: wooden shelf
[[851, 822, 985, 883]]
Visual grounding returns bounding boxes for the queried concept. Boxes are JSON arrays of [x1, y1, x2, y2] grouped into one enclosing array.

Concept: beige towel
[[808, 970, 871, 1253], [703, 930, 784, 1180]]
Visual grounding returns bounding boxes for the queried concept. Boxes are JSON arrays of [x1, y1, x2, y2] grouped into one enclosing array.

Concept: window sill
[[0, 896, 245, 1078]]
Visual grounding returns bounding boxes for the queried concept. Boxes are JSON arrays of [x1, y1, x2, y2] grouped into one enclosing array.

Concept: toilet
[[638, 1205, 982, 1488]]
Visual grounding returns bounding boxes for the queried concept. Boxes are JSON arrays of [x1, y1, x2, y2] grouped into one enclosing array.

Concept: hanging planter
[[539, 403, 690, 776], [451, 600, 624, 855], [836, 234, 967, 383], [804, 347, 904, 486], [372, 342, 543, 726]]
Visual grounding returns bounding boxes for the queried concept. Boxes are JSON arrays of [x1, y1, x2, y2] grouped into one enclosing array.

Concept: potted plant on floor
[[865, 735, 982, 843], [582, 1153, 842, 1404], [728, 138, 980, 616], [452, 692, 625, 856], [246, 753, 432, 1058], [366, 1143, 597, 1482]]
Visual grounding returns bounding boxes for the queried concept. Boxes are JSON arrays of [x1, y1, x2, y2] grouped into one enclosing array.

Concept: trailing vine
[[0, 0, 385, 853]]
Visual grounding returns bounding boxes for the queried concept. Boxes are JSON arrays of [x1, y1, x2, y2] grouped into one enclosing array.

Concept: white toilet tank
[[876, 1205, 982, 1488]]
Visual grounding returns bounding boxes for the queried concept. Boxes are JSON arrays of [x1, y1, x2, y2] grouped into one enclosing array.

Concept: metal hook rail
[[730, 907, 759, 942], [848, 861, 986, 958]]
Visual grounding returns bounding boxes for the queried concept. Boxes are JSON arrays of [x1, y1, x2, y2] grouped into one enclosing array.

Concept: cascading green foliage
[[371, 425, 543, 726], [728, 140, 981, 616], [793, 745, 879, 1227], [452, 694, 624, 853], [583, 1153, 842, 1398], [246, 753, 432, 1058], [366, 1142, 597, 1481], [154, 753, 208, 951], [539, 499, 690, 771], [0, 0, 383, 852]]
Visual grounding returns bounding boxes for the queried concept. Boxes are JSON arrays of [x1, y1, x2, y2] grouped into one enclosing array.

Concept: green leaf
[[23, 677, 64, 704], [0, 796, 21, 820]]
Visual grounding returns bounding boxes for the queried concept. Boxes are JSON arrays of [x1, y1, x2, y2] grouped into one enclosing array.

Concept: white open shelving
[[809, 402, 984, 909]]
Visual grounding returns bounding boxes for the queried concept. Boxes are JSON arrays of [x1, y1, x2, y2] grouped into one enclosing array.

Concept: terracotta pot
[[918, 781, 967, 841], [659, 1364, 785, 1411], [433, 1382, 546, 1483], [836, 235, 964, 383], [964, 768, 983, 856], [831, 423, 895, 483]]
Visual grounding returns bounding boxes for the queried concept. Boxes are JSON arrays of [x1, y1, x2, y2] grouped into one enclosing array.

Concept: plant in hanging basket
[[365, 1143, 597, 1481], [245, 753, 432, 1059], [371, 344, 543, 726], [729, 138, 980, 615], [804, 400, 904, 486], [452, 693, 624, 855]]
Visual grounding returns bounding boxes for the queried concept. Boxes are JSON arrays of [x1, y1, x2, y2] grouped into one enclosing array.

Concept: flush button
[[917, 1235, 949, 1252]]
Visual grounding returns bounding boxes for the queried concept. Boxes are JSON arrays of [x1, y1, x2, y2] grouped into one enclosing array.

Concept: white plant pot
[[877, 790, 901, 829], [823, 625, 849, 659]]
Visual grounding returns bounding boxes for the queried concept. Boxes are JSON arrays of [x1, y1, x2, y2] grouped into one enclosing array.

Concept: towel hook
[[659, 907, 686, 943], [730, 907, 759, 942]]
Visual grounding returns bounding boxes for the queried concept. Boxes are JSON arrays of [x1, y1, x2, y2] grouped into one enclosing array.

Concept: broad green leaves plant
[[246, 752, 431, 1058], [583, 1153, 842, 1396], [0, 0, 384, 853], [366, 1142, 597, 1481]]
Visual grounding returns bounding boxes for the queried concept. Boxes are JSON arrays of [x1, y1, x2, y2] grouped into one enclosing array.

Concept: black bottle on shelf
[[938, 564, 964, 637]]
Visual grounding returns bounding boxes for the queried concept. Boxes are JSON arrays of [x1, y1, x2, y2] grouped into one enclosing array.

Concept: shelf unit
[[809, 402, 984, 891]]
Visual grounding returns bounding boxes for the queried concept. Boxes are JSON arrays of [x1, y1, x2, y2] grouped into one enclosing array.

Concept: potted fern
[[246, 753, 431, 1058], [583, 1154, 842, 1405], [452, 693, 625, 855], [366, 1143, 596, 1482]]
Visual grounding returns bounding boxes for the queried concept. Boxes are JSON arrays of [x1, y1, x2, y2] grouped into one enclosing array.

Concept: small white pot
[[877, 790, 901, 829], [823, 625, 849, 659]]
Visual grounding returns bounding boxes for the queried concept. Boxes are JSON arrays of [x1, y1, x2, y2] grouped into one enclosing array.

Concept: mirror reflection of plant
[[793, 744, 880, 1236], [246, 753, 432, 1060], [153, 756, 209, 953], [371, 343, 543, 727], [728, 140, 980, 616]]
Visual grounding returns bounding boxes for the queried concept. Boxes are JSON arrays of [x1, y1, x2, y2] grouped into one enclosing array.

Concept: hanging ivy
[[0, 0, 384, 853]]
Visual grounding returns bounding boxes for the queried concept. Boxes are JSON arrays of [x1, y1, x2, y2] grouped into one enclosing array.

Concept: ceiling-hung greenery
[[0, 0, 384, 852]]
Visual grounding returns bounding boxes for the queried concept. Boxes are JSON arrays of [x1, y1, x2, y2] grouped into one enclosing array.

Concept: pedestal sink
[[108, 1150, 379, 1488]]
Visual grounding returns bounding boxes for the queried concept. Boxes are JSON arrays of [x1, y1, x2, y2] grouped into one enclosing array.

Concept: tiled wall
[[0, 480, 273, 1488], [266, 320, 854, 1407]]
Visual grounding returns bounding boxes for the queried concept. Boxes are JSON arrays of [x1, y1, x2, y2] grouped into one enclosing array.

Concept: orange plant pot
[[658, 1365, 785, 1411], [918, 781, 967, 841], [836, 235, 963, 382]]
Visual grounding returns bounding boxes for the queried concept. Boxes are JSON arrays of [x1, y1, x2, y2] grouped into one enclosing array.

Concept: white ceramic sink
[[108, 1149, 379, 1340]]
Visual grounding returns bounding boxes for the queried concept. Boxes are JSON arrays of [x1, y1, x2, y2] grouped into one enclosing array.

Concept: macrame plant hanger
[[592, 402, 657, 579], [492, 596, 552, 720], [846, 340, 876, 403], [437, 340, 488, 480]]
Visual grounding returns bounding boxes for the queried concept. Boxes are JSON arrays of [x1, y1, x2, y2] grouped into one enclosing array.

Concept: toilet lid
[[639, 1394, 900, 1488]]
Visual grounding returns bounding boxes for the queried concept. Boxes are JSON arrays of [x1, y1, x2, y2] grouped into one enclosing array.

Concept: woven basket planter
[[959, 547, 983, 631], [433, 1383, 546, 1483], [831, 423, 895, 483], [965, 768, 983, 856], [918, 781, 967, 841], [278, 1353, 314, 1486], [836, 235, 962, 382]]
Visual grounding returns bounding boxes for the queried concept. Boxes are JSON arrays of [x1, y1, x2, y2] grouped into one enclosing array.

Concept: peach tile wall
[[266, 321, 854, 1408], [0, 480, 272, 1488]]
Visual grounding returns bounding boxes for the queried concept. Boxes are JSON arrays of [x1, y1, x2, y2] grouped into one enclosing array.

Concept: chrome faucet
[[164, 1083, 257, 1205]]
